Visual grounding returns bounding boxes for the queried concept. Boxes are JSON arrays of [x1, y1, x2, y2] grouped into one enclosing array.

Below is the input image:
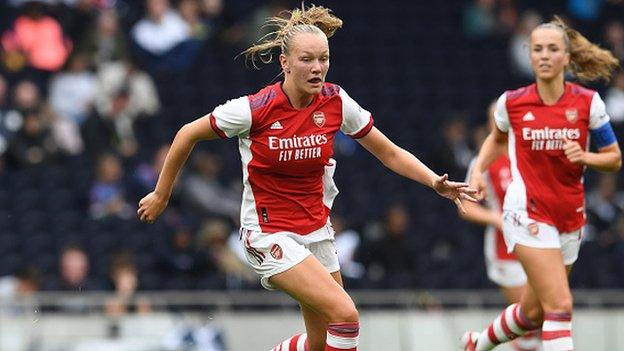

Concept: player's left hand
[[563, 137, 586, 165], [432, 174, 478, 214]]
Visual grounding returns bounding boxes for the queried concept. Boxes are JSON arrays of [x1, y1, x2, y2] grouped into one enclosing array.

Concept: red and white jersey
[[209, 82, 373, 234], [467, 156, 516, 261], [495, 82, 611, 232]]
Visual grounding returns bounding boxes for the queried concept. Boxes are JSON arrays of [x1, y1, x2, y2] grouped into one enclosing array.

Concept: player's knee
[[521, 303, 544, 325], [542, 293, 573, 314], [327, 301, 359, 323]]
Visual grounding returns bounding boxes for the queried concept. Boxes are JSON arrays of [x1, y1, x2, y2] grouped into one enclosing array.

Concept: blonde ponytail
[[241, 4, 343, 68], [540, 16, 620, 82]]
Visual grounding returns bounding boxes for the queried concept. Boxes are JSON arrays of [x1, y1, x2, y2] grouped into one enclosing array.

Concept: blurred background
[[0, 0, 623, 350]]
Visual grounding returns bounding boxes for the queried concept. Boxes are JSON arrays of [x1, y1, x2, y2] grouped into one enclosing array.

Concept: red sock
[[271, 333, 309, 351], [325, 322, 359, 350], [542, 313, 573, 351]]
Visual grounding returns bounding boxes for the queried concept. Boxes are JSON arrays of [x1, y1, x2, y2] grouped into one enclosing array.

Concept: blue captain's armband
[[591, 123, 617, 148]]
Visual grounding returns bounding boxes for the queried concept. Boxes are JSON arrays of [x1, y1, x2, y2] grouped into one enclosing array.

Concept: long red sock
[[542, 312, 573, 351], [270, 333, 309, 351], [325, 322, 359, 351]]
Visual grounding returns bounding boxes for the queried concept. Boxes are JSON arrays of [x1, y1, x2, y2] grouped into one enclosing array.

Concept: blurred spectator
[[181, 151, 240, 224], [178, 0, 213, 41], [509, 11, 542, 81], [358, 204, 418, 288], [82, 87, 140, 158], [428, 117, 473, 181], [132, 0, 190, 56], [156, 225, 201, 289], [44, 244, 103, 313], [586, 174, 624, 240], [332, 216, 365, 287], [0, 2, 71, 75], [605, 71, 624, 129], [12, 79, 41, 112], [45, 244, 102, 291], [131, 0, 204, 73], [104, 252, 151, 317], [96, 59, 161, 122], [196, 219, 256, 289], [0, 266, 40, 315], [462, 0, 496, 39], [6, 108, 58, 168], [48, 52, 98, 126], [89, 152, 133, 220], [76, 8, 128, 66], [605, 21, 624, 63]]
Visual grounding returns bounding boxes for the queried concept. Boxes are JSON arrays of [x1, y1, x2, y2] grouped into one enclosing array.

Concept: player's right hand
[[137, 191, 168, 224], [469, 168, 487, 201]]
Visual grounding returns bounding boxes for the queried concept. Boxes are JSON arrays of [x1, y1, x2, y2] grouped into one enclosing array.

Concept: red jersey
[[209, 82, 373, 234], [495, 82, 611, 232]]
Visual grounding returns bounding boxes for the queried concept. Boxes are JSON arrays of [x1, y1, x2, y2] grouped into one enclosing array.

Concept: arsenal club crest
[[270, 244, 283, 260], [528, 223, 539, 236], [565, 109, 578, 123], [312, 111, 325, 128]]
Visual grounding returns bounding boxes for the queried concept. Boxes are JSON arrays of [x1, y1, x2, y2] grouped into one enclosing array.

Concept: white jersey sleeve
[[589, 92, 610, 130], [494, 93, 509, 132], [210, 96, 252, 138], [339, 88, 373, 137]]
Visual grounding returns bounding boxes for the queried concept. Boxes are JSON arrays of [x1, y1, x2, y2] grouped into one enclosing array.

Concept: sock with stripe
[[475, 303, 538, 351], [325, 322, 359, 351], [270, 333, 309, 351], [512, 329, 542, 351], [542, 312, 573, 351]]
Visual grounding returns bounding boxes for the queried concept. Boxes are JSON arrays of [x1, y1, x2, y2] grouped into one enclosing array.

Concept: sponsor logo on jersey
[[270, 121, 283, 130], [270, 244, 283, 260], [268, 133, 329, 162], [312, 111, 326, 127], [522, 112, 536, 121], [522, 127, 581, 151], [268, 134, 328, 150], [565, 109, 578, 123], [521, 127, 581, 141]]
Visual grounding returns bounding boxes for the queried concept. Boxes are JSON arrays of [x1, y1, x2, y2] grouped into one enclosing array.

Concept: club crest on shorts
[[565, 109, 578, 123], [270, 243, 283, 260], [312, 111, 325, 128], [528, 222, 539, 236]]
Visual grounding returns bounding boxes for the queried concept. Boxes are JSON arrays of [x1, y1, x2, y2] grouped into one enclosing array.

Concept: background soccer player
[[462, 16, 621, 351]]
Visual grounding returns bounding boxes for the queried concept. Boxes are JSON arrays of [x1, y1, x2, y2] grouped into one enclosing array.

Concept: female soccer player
[[137, 5, 475, 351], [461, 102, 540, 351], [462, 16, 621, 351]]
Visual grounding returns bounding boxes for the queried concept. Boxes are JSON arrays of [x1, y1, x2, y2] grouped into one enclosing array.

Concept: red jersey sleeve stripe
[[209, 113, 227, 139], [350, 115, 374, 139]]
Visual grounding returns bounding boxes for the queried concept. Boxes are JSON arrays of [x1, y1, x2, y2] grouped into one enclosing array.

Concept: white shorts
[[486, 256, 527, 288], [241, 222, 340, 290], [502, 210, 582, 266]]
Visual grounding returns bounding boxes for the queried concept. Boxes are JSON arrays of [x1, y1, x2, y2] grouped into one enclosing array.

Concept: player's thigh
[[299, 271, 346, 351], [515, 245, 572, 312], [270, 256, 357, 322]]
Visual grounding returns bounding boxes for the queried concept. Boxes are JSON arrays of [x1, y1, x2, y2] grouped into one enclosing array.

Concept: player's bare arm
[[137, 116, 219, 223], [563, 138, 621, 172], [357, 126, 477, 213]]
